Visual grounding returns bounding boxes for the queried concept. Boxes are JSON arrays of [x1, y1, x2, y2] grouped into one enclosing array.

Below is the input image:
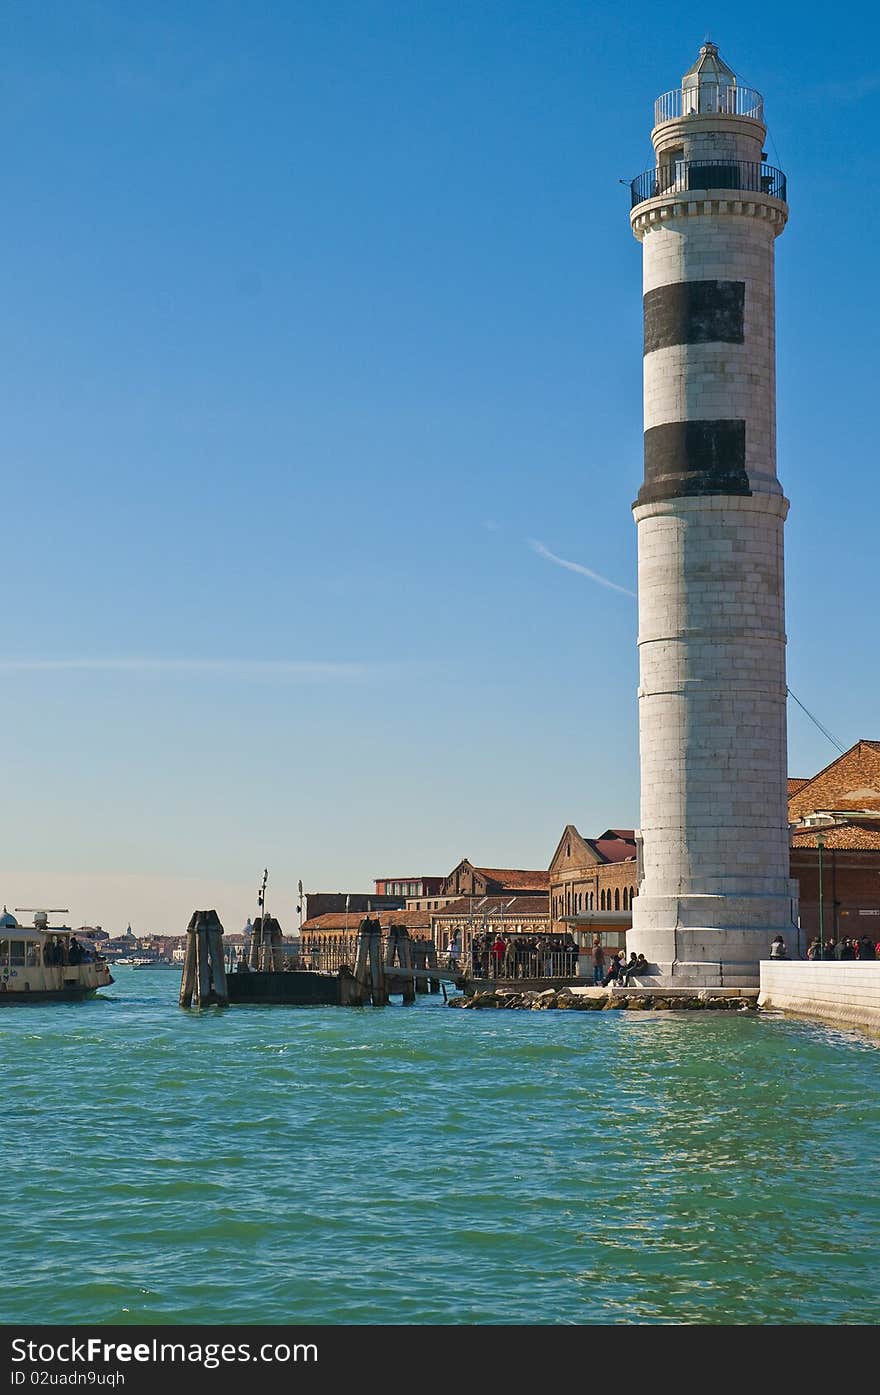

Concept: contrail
[[529, 540, 636, 598]]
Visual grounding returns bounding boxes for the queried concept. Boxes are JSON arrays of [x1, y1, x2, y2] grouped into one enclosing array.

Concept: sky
[[2, 1, 879, 934]]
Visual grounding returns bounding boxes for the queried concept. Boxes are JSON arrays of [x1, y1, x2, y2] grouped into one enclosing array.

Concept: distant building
[[430, 896, 550, 956], [548, 827, 639, 931], [300, 906, 432, 971], [304, 892, 405, 921], [374, 876, 445, 899], [441, 860, 549, 899], [787, 740, 880, 943]]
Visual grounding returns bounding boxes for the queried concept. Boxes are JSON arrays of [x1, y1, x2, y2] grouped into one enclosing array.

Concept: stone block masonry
[[628, 44, 797, 987], [759, 962, 880, 1037]]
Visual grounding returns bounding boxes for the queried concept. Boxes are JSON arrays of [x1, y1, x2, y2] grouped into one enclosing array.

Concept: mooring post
[[207, 920, 229, 1005], [368, 919, 388, 1006], [179, 928, 197, 1008], [385, 925, 416, 1003], [411, 940, 428, 994], [181, 909, 228, 1008], [426, 942, 440, 994], [353, 917, 372, 1005], [248, 915, 262, 969]]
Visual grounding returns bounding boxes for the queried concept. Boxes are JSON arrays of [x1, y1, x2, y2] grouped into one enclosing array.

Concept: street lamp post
[[817, 831, 825, 960]]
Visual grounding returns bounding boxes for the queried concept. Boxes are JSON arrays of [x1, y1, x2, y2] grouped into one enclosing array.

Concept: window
[[615, 889, 620, 911], [10, 941, 25, 966]]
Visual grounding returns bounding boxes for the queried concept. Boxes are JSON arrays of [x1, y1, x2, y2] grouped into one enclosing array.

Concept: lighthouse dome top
[[654, 41, 763, 125], [682, 40, 736, 92]]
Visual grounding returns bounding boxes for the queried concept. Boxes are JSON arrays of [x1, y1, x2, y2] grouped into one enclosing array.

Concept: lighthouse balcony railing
[[630, 159, 786, 210], [654, 84, 764, 125]]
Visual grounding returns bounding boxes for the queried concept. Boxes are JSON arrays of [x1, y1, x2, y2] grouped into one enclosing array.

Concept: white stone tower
[[628, 42, 798, 987]]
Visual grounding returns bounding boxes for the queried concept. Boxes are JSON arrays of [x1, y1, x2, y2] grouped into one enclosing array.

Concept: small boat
[[0, 907, 114, 1003], [132, 959, 178, 970]]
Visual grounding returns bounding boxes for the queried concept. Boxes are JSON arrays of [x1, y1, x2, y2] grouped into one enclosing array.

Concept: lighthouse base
[[629, 891, 800, 989]]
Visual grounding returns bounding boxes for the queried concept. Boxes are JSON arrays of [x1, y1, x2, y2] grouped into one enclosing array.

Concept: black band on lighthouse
[[644, 280, 745, 355], [637, 419, 750, 505]]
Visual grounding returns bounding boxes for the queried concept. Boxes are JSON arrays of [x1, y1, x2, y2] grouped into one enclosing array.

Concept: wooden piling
[[207, 924, 229, 1005], [248, 915, 262, 969], [385, 926, 416, 1004], [426, 942, 440, 995], [178, 932, 197, 1008], [411, 941, 428, 994], [368, 922, 388, 1006], [181, 909, 228, 1008], [353, 918, 372, 1005]]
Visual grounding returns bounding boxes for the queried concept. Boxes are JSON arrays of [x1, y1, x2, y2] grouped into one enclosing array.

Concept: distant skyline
[[3, 2, 879, 931]]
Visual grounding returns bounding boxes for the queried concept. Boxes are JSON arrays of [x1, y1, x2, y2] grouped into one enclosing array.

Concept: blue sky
[[2, 1, 878, 932]]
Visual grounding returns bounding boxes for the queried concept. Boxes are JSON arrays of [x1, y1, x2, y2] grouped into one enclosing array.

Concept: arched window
[[600, 890, 606, 910], [589, 892, 594, 909], [622, 887, 628, 910], [615, 889, 620, 910]]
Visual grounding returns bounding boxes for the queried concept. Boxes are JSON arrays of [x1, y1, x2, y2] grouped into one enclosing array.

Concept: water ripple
[[1, 969, 878, 1323]]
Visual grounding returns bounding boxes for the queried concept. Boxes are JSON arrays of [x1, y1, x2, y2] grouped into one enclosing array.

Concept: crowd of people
[[804, 934, 878, 961], [466, 932, 578, 979], [41, 935, 98, 967]]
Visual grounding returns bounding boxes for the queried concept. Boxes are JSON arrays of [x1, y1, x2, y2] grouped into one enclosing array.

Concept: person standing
[[591, 936, 605, 985]]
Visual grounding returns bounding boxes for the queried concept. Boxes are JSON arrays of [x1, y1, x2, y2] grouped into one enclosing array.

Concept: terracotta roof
[[473, 867, 550, 890], [431, 895, 550, 919], [582, 831, 638, 864], [788, 778, 809, 795], [301, 908, 432, 933], [790, 821, 880, 851], [787, 740, 880, 807]]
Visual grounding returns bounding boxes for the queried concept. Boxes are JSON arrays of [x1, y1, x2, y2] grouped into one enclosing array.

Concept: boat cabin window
[[0, 938, 7, 966], [26, 942, 40, 968], [9, 940, 26, 966]]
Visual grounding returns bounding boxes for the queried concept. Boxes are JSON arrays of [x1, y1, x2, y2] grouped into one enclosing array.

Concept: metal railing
[[654, 85, 764, 125], [631, 158, 786, 210], [469, 948, 578, 981]]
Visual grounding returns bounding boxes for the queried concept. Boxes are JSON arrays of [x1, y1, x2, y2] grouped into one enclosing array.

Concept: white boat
[[0, 908, 114, 1003]]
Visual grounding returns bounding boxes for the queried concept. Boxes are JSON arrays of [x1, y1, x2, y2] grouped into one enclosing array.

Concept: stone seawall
[[449, 986, 758, 1013], [758, 961, 880, 1037]]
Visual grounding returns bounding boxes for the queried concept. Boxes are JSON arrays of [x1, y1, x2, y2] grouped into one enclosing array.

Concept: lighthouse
[[629, 42, 798, 987]]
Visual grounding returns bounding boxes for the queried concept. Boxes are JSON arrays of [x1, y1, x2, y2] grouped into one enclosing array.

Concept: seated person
[[620, 953, 650, 985], [601, 952, 624, 987]]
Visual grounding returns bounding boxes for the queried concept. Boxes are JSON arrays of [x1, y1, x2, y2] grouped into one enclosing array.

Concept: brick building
[[548, 826, 639, 932], [441, 860, 549, 898], [786, 740, 880, 944], [429, 896, 550, 956], [300, 906, 433, 972], [373, 875, 445, 899], [787, 741, 880, 820]]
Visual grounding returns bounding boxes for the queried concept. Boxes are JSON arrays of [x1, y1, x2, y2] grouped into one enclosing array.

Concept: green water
[[2, 968, 878, 1325]]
